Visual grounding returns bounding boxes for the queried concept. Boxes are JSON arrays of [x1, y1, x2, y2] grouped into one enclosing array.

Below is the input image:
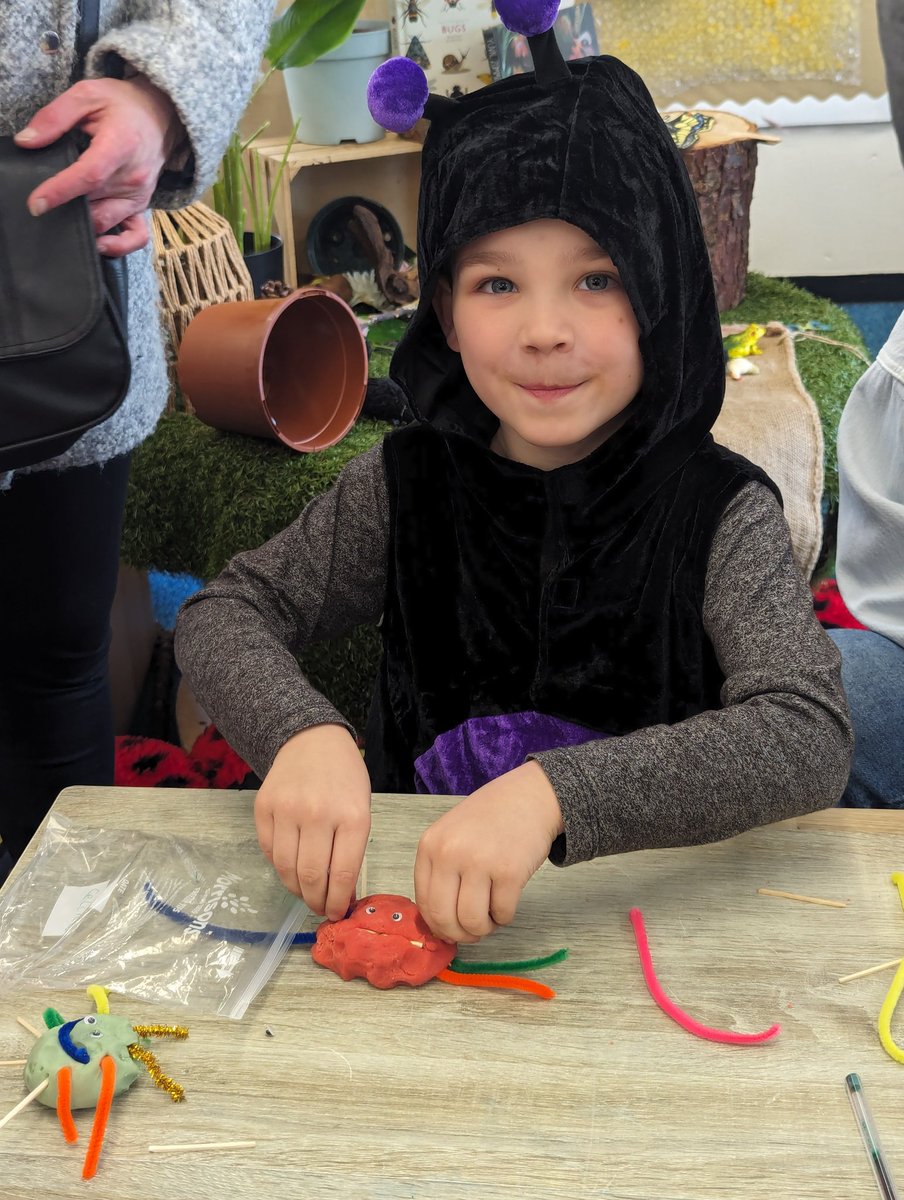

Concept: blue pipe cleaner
[[143, 881, 316, 946], [58, 1020, 90, 1064]]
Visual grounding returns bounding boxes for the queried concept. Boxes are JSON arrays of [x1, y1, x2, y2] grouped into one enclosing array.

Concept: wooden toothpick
[[757, 887, 847, 909], [15, 1017, 41, 1039], [0, 1079, 49, 1131], [148, 1140, 257, 1154], [838, 958, 904, 984]]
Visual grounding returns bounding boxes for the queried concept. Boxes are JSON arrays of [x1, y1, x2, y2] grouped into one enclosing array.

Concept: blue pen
[[846, 1073, 900, 1200]]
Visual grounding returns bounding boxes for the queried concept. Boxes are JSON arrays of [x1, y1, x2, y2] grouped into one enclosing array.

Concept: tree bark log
[[681, 139, 758, 312]]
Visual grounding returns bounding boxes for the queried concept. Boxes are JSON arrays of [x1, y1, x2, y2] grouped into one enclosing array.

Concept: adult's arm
[[835, 311, 904, 647], [84, 1, 277, 204], [14, 3, 275, 252]]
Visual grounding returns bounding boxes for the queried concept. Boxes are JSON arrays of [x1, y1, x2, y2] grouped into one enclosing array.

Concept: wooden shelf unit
[[249, 133, 423, 287]]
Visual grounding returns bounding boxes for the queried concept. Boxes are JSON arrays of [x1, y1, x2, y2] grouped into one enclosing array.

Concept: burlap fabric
[[714, 323, 824, 578]]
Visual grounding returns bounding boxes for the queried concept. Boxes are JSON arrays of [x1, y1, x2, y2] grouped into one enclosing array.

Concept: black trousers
[[0, 454, 131, 862]]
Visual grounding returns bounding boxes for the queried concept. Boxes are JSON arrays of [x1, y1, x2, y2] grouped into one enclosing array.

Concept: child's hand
[[414, 761, 564, 944], [254, 724, 372, 921]]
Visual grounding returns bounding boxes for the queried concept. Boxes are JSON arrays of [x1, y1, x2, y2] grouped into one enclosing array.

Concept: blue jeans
[[829, 628, 904, 807]]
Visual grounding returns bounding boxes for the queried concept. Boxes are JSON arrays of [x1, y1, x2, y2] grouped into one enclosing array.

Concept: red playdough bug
[[143, 883, 565, 998], [312, 894, 456, 988]]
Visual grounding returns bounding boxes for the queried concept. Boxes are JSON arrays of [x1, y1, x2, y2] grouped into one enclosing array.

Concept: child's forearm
[[533, 482, 852, 865]]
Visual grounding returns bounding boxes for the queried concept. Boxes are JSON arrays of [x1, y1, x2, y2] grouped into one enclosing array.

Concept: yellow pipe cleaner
[[86, 985, 110, 1015], [877, 874, 904, 1063], [127, 1044, 185, 1102], [131, 1024, 189, 1039]]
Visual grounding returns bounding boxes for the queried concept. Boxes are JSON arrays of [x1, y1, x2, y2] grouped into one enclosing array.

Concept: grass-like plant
[[213, 0, 368, 256]]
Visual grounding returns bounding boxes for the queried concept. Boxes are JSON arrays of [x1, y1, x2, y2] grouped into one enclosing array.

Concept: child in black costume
[[175, 0, 851, 945]]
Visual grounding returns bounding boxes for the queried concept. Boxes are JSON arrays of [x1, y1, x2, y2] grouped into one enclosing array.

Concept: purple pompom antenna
[[494, 0, 561, 37], [367, 57, 430, 134]]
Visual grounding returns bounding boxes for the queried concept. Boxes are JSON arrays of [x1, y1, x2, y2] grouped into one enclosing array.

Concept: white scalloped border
[[663, 92, 891, 128]]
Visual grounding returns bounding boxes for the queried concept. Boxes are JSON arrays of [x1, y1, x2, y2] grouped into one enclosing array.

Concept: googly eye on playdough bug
[[392, 912, 402, 921], [91, 1030, 102, 1037], [365, 905, 377, 914], [83, 1015, 97, 1025]]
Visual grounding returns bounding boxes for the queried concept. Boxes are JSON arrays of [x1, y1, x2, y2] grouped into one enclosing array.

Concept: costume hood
[[368, 1, 726, 498], [362, 1, 776, 794]]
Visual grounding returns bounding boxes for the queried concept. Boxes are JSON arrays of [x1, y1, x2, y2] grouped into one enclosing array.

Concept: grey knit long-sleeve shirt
[[174, 443, 852, 867]]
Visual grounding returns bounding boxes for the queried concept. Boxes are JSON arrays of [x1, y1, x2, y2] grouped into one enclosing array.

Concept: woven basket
[[152, 204, 254, 410]]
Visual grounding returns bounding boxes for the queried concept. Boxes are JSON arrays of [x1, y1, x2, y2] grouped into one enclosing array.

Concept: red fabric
[[114, 727, 251, 789], [189, 724, 253, 788], [812, 579, 868, 631]]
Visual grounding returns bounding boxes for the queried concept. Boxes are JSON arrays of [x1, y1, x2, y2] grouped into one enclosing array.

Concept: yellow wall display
[[592, 0, 860, 94]]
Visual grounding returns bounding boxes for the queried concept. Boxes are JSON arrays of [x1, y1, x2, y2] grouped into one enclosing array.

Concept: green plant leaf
[[266, 0, 368, 70]]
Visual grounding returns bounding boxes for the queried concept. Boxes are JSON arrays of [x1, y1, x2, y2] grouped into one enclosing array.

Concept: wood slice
[[666, 111, 776, 312]]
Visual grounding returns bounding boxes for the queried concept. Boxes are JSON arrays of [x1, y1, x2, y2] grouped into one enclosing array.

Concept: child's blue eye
[[581, 273, 611, 291], [479, 278, 515, 294]]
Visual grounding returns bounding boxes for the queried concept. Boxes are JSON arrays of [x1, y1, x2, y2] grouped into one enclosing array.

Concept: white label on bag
[[42, 880, 117, 937]]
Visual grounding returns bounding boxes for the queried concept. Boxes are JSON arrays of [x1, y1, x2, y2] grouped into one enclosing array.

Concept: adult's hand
[[14, 75, 184, 256]]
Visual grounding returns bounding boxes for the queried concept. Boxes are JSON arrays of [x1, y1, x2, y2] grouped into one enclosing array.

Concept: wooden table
[[2, 790, 904, 1200]]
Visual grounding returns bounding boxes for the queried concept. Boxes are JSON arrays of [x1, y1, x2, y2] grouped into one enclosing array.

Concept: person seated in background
[[830, 311, 904, 806]]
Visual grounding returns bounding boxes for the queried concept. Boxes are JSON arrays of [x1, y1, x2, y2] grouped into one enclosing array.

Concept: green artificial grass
[[122, 273, 868, 727], [722, 272, 869, 505], [122, 417, 388, 731]]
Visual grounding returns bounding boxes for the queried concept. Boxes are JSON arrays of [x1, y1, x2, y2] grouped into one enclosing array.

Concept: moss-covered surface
[[122, 273, 868, 726], [122, 418, 388, 731], [123, 416, 388, 579], [722, 272, 869, 504]]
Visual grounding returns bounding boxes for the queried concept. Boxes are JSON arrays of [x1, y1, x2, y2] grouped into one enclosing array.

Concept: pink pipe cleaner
[[629, 908, 780, 1045]]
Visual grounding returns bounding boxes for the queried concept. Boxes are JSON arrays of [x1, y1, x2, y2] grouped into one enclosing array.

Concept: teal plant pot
[[283, 21, 391, 145]]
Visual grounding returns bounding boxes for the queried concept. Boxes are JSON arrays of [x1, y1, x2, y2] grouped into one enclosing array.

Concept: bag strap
[[74, 0, 100, 81]]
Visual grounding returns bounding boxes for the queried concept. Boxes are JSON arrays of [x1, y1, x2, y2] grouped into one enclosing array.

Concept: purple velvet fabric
[[413, 710, 605, 795], [367, 57, 429, 134], [495, 0, 560, 36]]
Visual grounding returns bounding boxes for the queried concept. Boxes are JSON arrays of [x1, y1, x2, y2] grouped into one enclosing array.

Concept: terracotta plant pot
[[176, 288, 368, 451]]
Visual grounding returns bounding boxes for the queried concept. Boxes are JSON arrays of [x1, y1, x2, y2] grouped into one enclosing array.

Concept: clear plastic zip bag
[[0, 815, 311, 1018]]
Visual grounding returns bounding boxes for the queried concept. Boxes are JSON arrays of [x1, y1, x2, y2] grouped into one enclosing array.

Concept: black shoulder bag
[[0, 0, 131, 470]]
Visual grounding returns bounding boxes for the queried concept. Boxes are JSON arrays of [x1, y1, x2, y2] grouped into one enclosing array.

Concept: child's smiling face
[[434, 218, 643, 470]]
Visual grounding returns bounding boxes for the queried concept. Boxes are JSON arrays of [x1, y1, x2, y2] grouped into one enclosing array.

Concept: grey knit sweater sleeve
[[175, 453, 853, 858], [174, 444, 389, 778], [86, 1, 277, 205], [536, 481, 853, 866]]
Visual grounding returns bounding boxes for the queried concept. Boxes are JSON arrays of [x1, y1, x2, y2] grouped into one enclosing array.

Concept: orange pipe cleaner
[[436, 968, 555, 1000], [56, 1067, 77, 1144], [81, 1055, 115, 1181]]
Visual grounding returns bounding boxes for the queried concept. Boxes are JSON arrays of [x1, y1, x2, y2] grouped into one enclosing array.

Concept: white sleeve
[[835, 310, 904, 649]]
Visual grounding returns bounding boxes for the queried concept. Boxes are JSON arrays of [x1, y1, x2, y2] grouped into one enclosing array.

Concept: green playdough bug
[[17, 988, 187, 1180], [26, 1013, 143, 1109]]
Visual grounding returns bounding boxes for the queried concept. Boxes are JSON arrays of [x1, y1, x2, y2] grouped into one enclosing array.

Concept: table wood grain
[[2, 789, 904, 1199]]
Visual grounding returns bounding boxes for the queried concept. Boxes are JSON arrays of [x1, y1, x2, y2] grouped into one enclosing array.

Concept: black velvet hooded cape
[[364, 54, 777, 792]]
